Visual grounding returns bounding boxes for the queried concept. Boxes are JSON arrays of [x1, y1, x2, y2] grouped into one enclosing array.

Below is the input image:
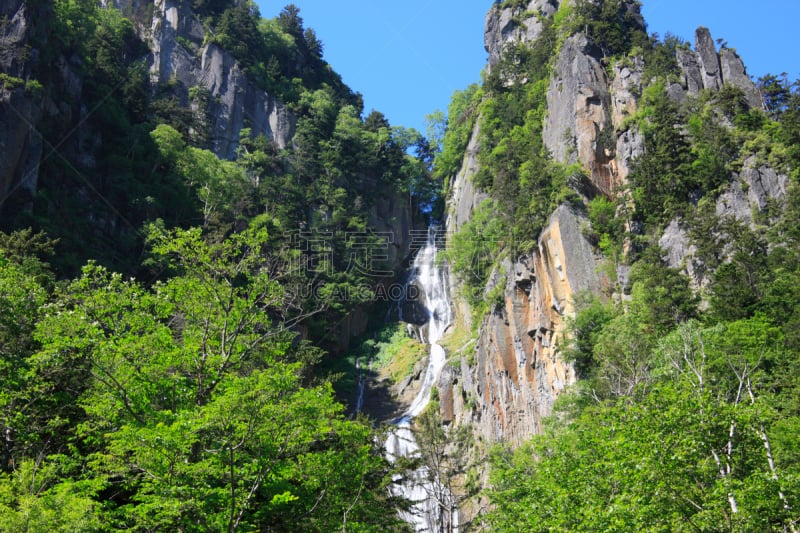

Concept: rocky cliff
[[672, 27, 762, 109], [484, 0, 559, 70], [440, 205, 601, 445], [0, 0, 419, 354], [660, 156, 788, 287], [435, 0, 779, 449], [0, 0, 42, 212], [0, 0, 295, 214], [136, 0, 295, 158]]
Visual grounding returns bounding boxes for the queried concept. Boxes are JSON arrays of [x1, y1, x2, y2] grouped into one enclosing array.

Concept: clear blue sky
[[255, 1, 800, 134]]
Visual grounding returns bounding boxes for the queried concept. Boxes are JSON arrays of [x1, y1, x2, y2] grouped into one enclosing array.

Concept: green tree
[[564, 291, 618, 378], [412, 408, 476, 532], [628, 84, 693, 226], [30, 226, 404, 530], [0, 460, 102, 532]]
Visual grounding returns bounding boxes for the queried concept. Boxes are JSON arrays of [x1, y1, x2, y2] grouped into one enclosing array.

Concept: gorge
[[1, 0, 799, 531]]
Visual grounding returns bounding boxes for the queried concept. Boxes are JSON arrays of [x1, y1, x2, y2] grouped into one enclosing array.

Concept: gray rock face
[[2, 0, 298, 213], [368, 193, 416, 272], [659, 219, 697, 278], [0, 0, 41, 211], [447, 120, 489, 233], [695, 27, 722, 91], [716, 157, 788, 222], [615, 128, 644, 183], [610, 59, 644, 182], [720, 48, 763, 109], [660, 158, 788, 287], [484, 0, 559, 68], [543, 34, 619, 194], [445, 118, 489, 328], [610, 59, 642, 126], [676, 47, 704, 95], [145, 0, 295, 159], [442, 205, 600, 445]]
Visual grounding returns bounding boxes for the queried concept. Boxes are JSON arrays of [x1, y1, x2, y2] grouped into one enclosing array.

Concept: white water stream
[[385, 227, 459, 532]]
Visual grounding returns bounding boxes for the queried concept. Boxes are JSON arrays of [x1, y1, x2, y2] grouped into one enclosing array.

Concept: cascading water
[[385, 227, 458, 532]]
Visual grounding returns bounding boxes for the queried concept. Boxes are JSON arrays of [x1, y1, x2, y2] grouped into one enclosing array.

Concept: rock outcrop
[[140, 0, 295, 158], [484, 0, 560, 69], [660, 156, 788, 286], [676, 27, 762, 109], [439, 2, 775, 451], [543, 34, 619, 195], [676, 47, 704, 96], [1, 0, 296, 213], [448, 120, 488, 233], [440, 205, 601, 445], [695, 27, 723, 92], [1, 0, 418, 356]]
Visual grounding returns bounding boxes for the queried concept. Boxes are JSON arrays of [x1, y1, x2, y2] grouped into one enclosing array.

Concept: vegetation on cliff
[[434, 1, 800, 530]]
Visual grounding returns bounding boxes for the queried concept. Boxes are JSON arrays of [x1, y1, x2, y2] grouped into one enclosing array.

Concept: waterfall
[[355, 356, 371, 414], [385, 227, 459, 532]]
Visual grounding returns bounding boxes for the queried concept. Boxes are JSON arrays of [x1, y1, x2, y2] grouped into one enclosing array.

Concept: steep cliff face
[[440, 2, 777, 448], [1, 0, 296, 215], [542, 25, 763, 198], [542, 34, 619, 194], [448, 120, 488, 233], [660, 156, 788, 286], [0, 0, 42, 211], [440, 205, 600, 445], [1, 0, 418, 356], [115, 0, 295, 158]]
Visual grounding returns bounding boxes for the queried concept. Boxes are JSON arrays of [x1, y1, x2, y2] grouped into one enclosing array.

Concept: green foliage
[[758, 73, 792, 118], [23, 78, 43, 96], [686, 91, 739, 191], [444, 200, 508, 307], [497, 0, 529, 9], [412, 408, 476, 528], [328, 323, 427, 399], [488, 317, 800, 532], [5, 227, 407, 530], [628, 83, 694, 226], [640, 32, 685, 83], [209, 3, 358, 106], [0, 1, 445, 529], [0, 247, 61, 472], [628, 248, 698, 332], [191, 0, 229, 19], [428, 84, 482, 183], [586, 195, 624, 257], [0, 460, 102, 532], [707, 220, 770, 322], [214, 4, 265, 70], [475, 16, 577, 251], [50, 0, 98, 54], [571, 0, 648, 58], [151, 124, 250, 232], [564, 291, 618, 378], [0, 73, 24, 90]]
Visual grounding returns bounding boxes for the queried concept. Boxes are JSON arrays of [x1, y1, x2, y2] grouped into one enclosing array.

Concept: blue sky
[[255, 1, 800, 134]]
